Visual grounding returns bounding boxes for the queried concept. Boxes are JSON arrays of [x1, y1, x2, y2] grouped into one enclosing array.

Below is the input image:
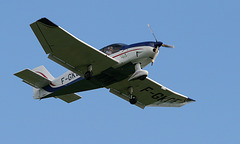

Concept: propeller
[[162, 44, 175, 48], [147, 24, 158, 42], [147, 24, 175, 65]]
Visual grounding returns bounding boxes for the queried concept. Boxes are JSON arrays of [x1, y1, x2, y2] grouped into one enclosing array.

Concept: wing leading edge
[[107, 77, 195, 109], [30, 18, 118, 77]]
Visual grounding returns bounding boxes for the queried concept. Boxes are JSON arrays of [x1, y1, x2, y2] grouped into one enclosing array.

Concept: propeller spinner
[[147, 24, 175, 65]]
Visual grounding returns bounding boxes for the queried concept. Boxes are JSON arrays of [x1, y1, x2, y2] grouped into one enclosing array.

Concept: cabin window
[[100, 43, 127, 55]]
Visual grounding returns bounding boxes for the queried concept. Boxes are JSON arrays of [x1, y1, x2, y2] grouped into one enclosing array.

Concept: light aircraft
[[14, 18, 195, 109]]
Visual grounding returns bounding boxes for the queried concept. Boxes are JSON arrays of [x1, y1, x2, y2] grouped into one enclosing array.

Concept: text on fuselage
[[61, 73, 79, 84]]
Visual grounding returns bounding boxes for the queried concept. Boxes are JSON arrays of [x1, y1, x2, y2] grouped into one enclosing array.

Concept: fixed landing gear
[[129, 95, 138, 104], [84, 71, 93, 80], [84, 65, 93, 80], [128, 63, 148, 81], [139, 75, 147, 81], [128, 87, 137, 104]]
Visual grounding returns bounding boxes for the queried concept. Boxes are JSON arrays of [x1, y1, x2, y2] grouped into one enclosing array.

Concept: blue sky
[[1, 0, 240, 143]]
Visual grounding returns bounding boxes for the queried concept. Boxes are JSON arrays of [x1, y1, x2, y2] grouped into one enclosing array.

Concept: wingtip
[[37, 18, 58, 27], [186, 98, 196, 102]]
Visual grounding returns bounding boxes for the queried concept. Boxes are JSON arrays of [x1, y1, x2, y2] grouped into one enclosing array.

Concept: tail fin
[[32, 65, 55, 81], [14, 65, 81, 103], [14, 65, 51, 88]]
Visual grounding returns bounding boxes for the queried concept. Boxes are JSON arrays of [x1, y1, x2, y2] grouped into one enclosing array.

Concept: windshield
[[100, 43, 127, 55]]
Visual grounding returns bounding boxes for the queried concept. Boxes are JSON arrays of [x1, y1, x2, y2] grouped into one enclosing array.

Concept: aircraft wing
[[107, 77, 195, 109], [30, 18, 118, 77]]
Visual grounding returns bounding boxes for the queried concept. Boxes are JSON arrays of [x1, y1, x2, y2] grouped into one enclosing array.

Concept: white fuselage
[[44, 44, 159, 94], [110, 46, 158, 69]]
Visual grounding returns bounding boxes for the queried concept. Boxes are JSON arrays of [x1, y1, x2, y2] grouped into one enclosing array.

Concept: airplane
[[14, 18, 195, 109]]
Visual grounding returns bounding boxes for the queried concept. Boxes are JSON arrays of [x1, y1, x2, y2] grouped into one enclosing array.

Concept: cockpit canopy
[[100, 43, 127, 55]]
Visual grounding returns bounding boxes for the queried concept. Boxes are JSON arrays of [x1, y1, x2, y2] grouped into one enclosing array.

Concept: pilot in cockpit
[[106, 46, 113, 55]]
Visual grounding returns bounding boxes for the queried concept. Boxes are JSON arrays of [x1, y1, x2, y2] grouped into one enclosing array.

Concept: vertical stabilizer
[[32, 65, 54, 81], [32, 66, 54, 99]]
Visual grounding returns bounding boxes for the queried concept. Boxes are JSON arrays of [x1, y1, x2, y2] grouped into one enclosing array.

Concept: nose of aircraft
[[153, 42, 163, 52], [154, 42, 163, 48]]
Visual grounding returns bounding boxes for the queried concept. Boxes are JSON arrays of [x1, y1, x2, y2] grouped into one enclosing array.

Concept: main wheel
[[139, 75, 147, 80], [84, 71, 93, 80], [129, 96, 138, 104]]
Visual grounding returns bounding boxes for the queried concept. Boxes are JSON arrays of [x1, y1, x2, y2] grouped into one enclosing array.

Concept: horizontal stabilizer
[[56, 93, 81, 103], [14, 69, 50, 88]]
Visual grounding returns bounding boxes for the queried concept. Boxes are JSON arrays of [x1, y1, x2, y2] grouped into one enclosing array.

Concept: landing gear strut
[[84, 71, 93, 80], [128, 63, 148, 81], [128, 87, 137, 104], [84, 65, 93, 80]]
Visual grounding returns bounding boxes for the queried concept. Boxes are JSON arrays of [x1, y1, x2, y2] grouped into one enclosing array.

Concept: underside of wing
[[107, 77, 195, 109], [30, 18, 118, 77]]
